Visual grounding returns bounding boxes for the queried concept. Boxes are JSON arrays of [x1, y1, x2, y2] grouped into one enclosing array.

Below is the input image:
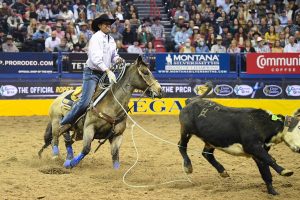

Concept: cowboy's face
[[99, 22, 111, 34]]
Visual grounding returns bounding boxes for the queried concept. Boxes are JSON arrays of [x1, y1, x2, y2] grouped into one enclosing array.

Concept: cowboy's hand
[[106, 69, 117, 83]]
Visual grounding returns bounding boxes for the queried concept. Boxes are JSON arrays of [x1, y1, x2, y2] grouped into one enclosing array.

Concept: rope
[[111, 87, 195, 188]]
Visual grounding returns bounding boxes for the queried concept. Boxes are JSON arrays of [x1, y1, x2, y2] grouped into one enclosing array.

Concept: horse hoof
[[52, 155, 59, 160], [113, 161, 120, 169], [280, 169, 293, 176], [220, 171, 230, 178], [64, 160, 72, 169], [184, 165, 193, 174]]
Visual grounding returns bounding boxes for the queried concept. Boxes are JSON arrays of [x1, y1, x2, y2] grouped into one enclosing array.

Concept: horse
[[38, 55, 162, 169]]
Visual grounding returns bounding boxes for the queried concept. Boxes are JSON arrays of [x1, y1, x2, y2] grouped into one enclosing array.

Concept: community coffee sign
[[246, 53, 300, 74]]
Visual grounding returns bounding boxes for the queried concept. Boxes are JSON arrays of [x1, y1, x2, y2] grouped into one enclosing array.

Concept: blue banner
[[155, 53, 230, 74], [0, 52, 53, 73]]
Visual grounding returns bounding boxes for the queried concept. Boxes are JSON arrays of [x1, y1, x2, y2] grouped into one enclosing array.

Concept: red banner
[[246, 53, 300, 74]]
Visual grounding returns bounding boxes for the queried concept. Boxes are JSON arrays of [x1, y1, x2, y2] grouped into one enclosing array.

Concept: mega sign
[[156, 53, 230, 73], [247, 53, 300, 74]]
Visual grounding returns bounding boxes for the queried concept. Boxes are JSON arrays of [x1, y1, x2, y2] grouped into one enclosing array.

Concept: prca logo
[[263, 85, 282, 97], [0, 85, 18, 97], [286, 85, 300, 97], [214, 84, 233, 96], [234, 85, 253, 96]]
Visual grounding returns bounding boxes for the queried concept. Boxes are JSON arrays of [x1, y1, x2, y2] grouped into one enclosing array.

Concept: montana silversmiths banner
[[0, 52, 53, 73], [155, 53, 230, 73]]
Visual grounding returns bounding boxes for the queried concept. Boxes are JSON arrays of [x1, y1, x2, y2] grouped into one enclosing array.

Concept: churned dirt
[[1, 115, 300, 200]]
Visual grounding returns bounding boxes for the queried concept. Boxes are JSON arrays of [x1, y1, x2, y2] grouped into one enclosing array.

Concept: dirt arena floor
[[1, 115, 300, 200]]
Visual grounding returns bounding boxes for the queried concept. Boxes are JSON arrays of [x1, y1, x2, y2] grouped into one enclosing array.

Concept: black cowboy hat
[[91, 14, 116, 32]]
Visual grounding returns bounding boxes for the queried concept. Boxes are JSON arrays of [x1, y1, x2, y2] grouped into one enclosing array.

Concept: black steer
[[178, 86, 300, 195]]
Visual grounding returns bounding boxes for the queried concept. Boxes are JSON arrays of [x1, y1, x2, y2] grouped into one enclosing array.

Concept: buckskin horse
[[38, 55, 162, 169]]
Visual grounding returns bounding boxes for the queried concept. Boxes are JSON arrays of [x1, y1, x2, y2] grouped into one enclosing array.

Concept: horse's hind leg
[[63, 132, 74, 160], [64, 125, 95, 168], [38, 122, 52, 158], [178, 126, 193, 173], [109, 133, 123, 169]]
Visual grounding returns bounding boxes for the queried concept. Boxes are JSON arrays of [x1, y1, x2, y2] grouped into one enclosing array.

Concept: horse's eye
[[141, 68, 149, 75]]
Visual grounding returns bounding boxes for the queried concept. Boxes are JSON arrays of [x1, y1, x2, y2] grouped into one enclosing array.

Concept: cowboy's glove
[[106, 69, 117, 83]]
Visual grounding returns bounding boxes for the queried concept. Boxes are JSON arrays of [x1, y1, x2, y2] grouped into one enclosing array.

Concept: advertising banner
[[155, 53, 230, 74], [0, 52, 53, 73], [246, 53, 300, 74], [66, 53, 140, 73]]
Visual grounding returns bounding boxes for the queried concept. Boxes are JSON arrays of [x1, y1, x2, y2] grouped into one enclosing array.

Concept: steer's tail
[[185, 81, 213, 105], [38, 121, 52, 158]]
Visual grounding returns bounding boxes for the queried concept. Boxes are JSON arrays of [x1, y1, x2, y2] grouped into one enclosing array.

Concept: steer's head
[[282, 116, 300, 153]]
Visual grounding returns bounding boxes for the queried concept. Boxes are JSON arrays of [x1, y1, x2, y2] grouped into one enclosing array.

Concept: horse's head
[[130, 55, 162, 98]]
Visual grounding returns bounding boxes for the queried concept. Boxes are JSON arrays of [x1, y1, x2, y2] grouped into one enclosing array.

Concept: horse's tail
[[38, 121, 52, 158], [185, 81, 213, 105]]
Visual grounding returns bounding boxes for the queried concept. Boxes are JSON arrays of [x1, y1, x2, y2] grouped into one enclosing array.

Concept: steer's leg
[[64, 124, 95, 168], [178, 126, 193, 173], [202, 144, 229, 177], [253, 157, 278, 195], [244, 143, 293, 176]]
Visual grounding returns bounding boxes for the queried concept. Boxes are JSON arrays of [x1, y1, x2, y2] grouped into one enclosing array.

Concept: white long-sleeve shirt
[[86, 30, 120, 72]]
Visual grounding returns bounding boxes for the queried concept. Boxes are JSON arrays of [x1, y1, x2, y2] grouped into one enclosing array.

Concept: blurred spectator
[[287, 19, 299, 36], [73, 1, 87, 20], [32, 25, 49, 51], [195, 37, 210, 53], [259, 17, 269, 36], [59, 5, 74, 23], [171, 15, 185, 39], [0, 2, 10, 33], [110, 24, 123, 42], [78, 22, 93, 41], [127, 40, 143, 54], [26, 19, 38, 40], [151, 16, 165, 40], [257, 2, 267, 19], [179, 38, 195, 53], [126, 4, 139, 19], [255, 37, 271, 52], [228, 4, 238, 21], [77, 33, 88, 50], [87, 0, 100, 12], [247, 9, 259, 25], [7, 9, 26, 42], [144, 41, 156, 53], [49, 4, 61, 21], [122, 26, 136, 45], [265, 25, 279, 45], [11, 0, 27, 15], [174, 24, 189, 50], [272, 40, 284, 53], [230, 18, 239, 36], [284, 36, 300, 52], [190, 25, 200, 43], [274, 18, 283, 33], [129, 12, 140, 31], [72, 43, 84, 53], [114, 17, 125, 34], [211, 35, 226, 53], [279, 10, 288, 27], [87, 3, 99, 20], [45, 31, 61, 52], [187, 20, 195, 36], [53, 23, 65, 39], [2, 35, 19, 52], [114, 5, 124, 20], [54, 37, 70, 52], [227, 39, 240, 53], [26, 3, 38, 20], [39, 18, 52, 35], [137, 24, 154, 45], [279, 31, 288, 47], [36, 3, 49, 21], [206, 32, 216, 49], [174, 5, 190, 22], [266, 10, 275, 25], [240, 39, 256, 53]]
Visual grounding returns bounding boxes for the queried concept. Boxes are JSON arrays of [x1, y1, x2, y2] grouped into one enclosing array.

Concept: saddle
[[62, 87, 82, 110]]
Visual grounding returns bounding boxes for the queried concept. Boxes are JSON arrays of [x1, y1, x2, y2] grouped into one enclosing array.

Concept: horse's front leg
[[109, 121, 126, 169], [63, 132, 74, 160], [64, 125, 95, 168]]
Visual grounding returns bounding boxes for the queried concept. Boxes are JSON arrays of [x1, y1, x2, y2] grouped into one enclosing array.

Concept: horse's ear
[[137, 55, 143, 64]]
